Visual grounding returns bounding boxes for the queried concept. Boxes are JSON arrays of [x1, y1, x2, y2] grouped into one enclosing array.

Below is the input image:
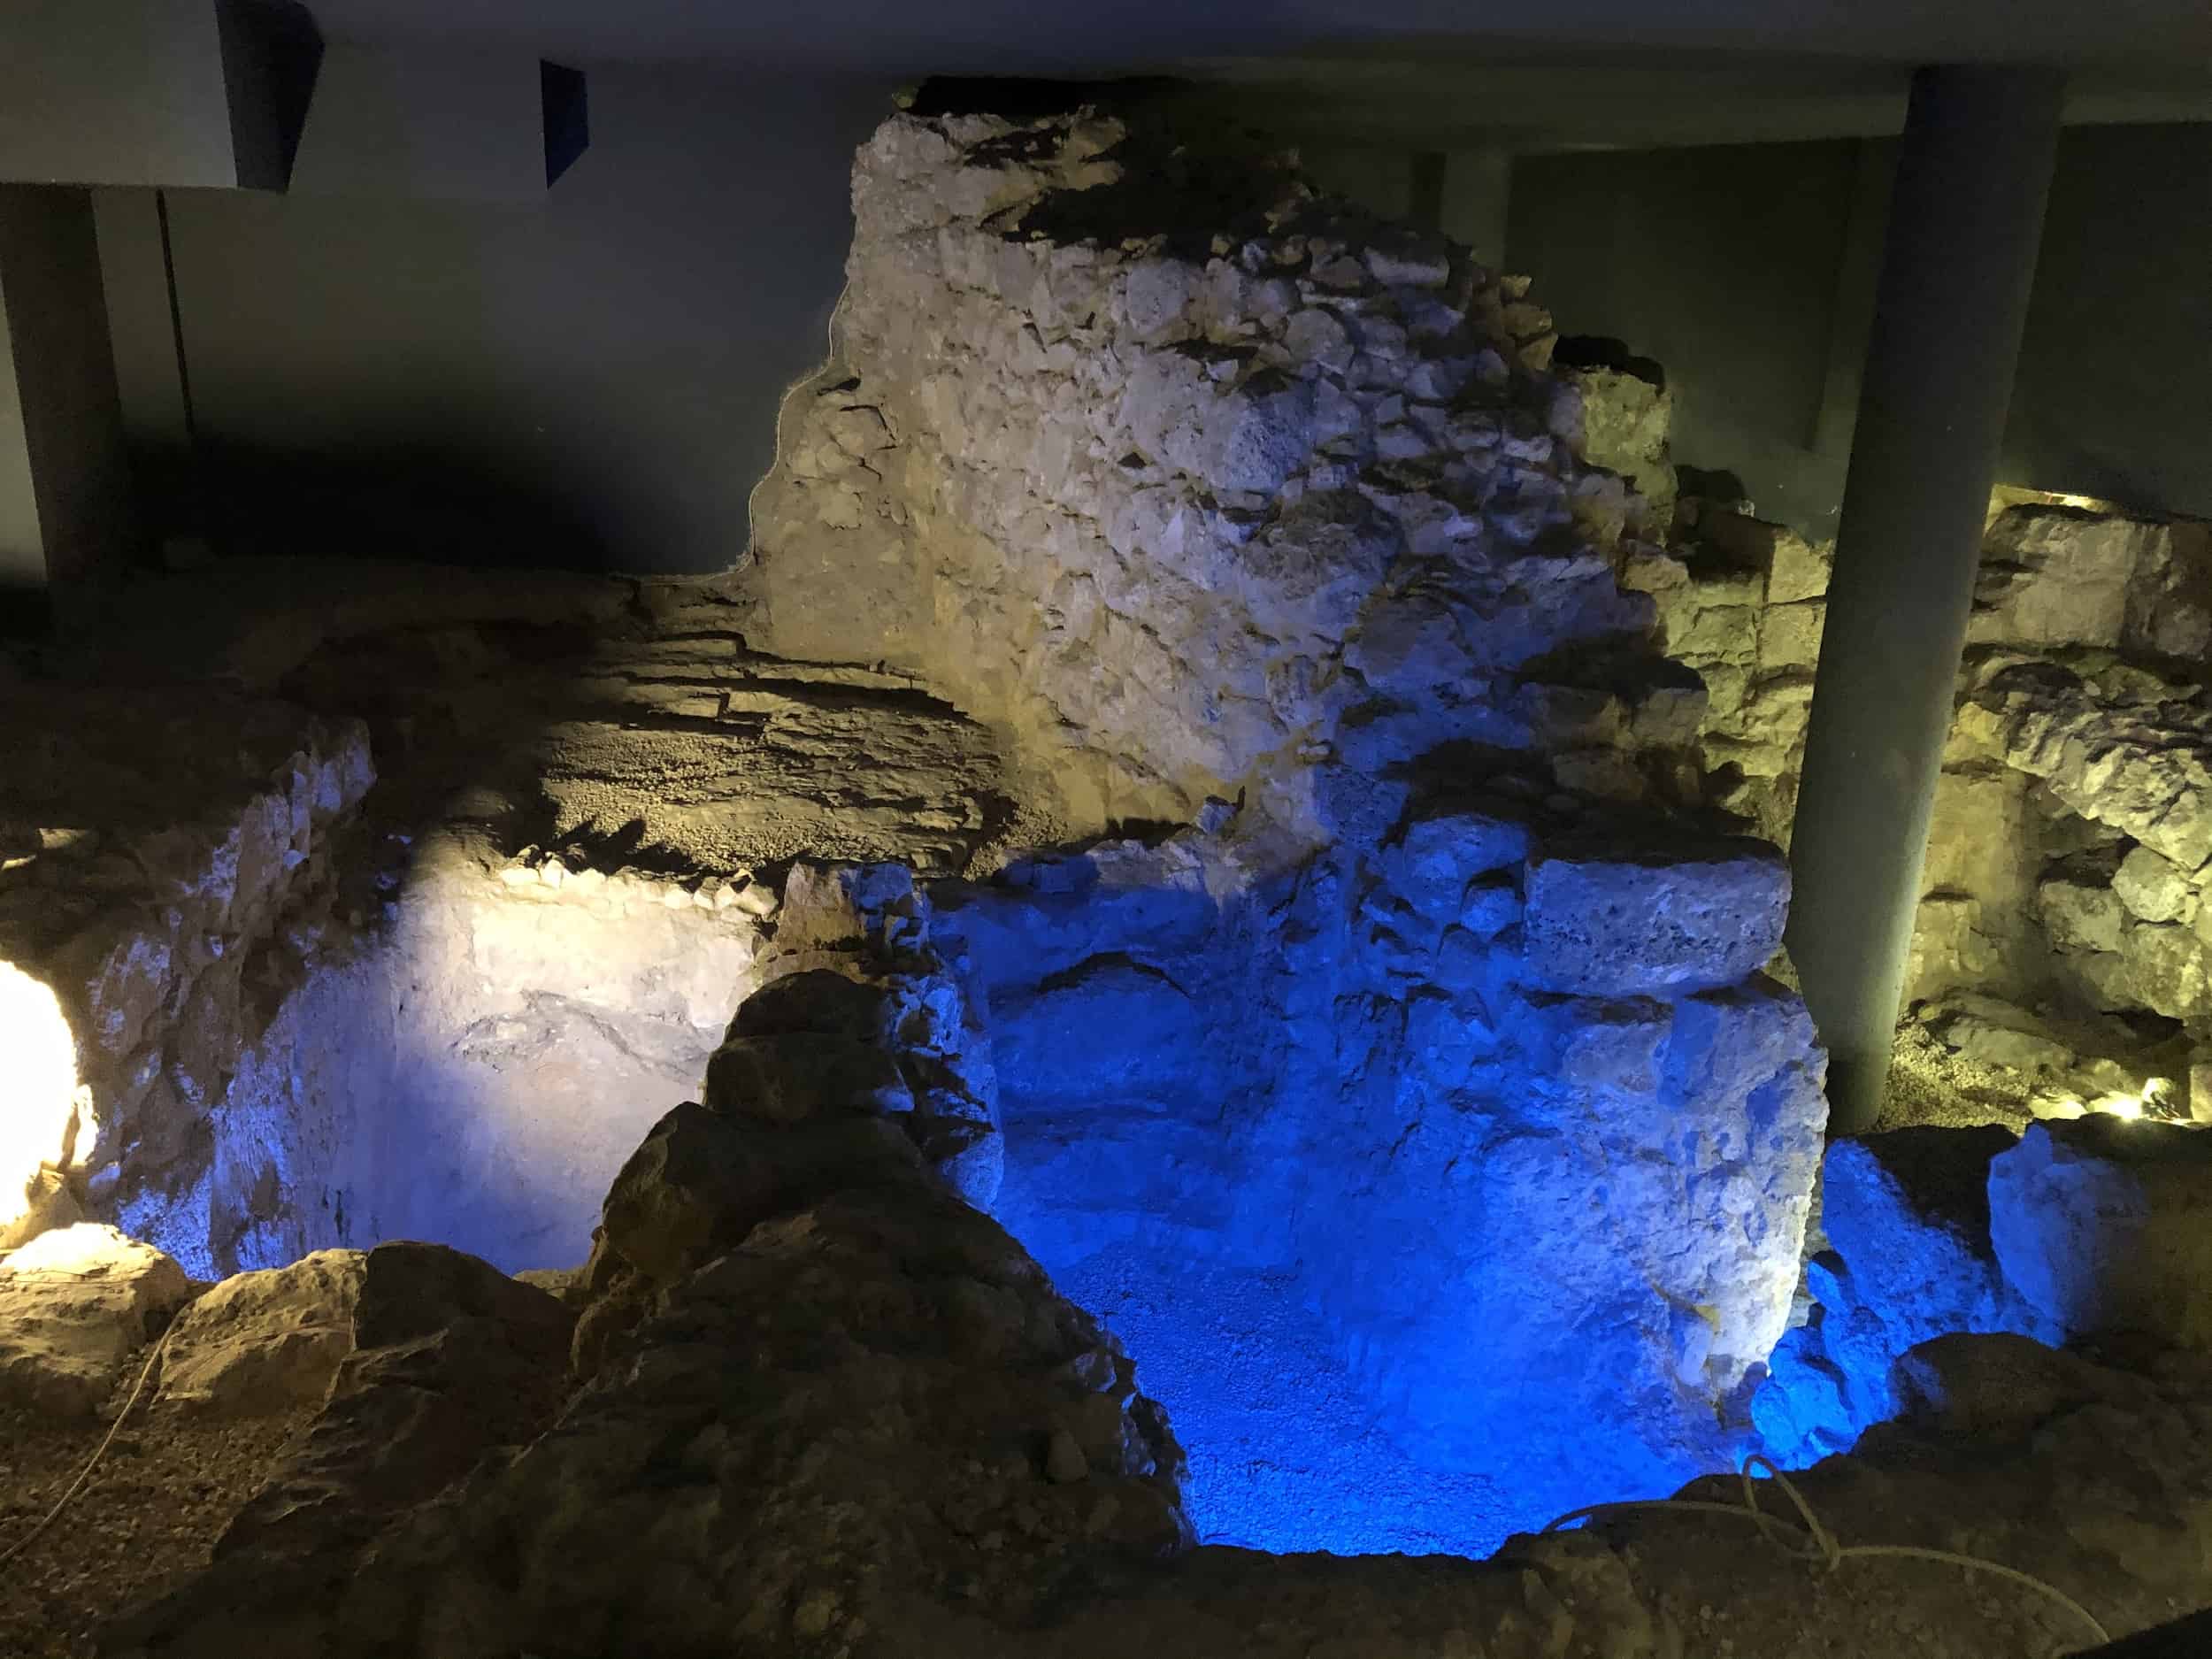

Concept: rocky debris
[[92, 1258, 2212, 1659], [0, 685, 373, 1275], [154, 1249, 365, 1415], [1604, 1339, 2212, 1659], [741, 861, 1008, 1210], [1886, 1329, 2158, 1438], [1520, 833, 1789, 995], [0, 1389, 313, 1659], [1754, 1127, 2045, 1463], [1909, 993, 2187, 1122], [97, 1240, 575, 1657], [1989, 1117, 2212, 1349], [748, 108, 1699, 841], [943, 810, 1825, 1521], [1628, 499, 1832, 847], [1950, 655, 2212, 1027], [1971, 503, 2212, 664], [105, 972, 1185, 1657], [1555, 349, 1675, 531], [0, 1225, 193, 1416], [204, 1241, 573, 1567], [1759, 1113, 2212, 1469]]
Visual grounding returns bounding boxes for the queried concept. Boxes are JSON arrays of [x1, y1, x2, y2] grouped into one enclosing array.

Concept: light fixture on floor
[[0, 960, 81, 1235]]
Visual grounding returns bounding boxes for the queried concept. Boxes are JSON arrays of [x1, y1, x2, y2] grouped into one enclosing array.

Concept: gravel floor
[[0, 1351, 309, 1659]]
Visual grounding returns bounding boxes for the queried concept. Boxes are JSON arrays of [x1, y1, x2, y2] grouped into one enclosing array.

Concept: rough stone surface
[[0, 687, 373, 1269], [1521, 835, 1789, 995], [2115, 843, 2198, 924], [155, 1248, 366, 1415], [105, 974, 1184, 1657], [0, 1225, 193, 1415], [209, 1240, 574, 1568], [1558, 359, 1674, 531], [1989, 1117, 2212, 1348], [747, 109, 1697, 841], [1753, 1129, 2046, 1463], [947, 817, 1824, 1546]]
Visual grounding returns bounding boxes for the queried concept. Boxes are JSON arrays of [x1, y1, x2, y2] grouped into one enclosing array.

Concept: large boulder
[[209, 1242, 572, 1568], [597, 1099, 925, 1289], [1989, 1118, 2212, 1348], [156, 1248, 366, 1415], [0, 1224, 192, 1415]]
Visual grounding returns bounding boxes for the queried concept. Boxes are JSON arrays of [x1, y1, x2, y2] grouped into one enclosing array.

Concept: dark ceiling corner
[[541, 61, 588, 187], [216, 0, 326, 191]]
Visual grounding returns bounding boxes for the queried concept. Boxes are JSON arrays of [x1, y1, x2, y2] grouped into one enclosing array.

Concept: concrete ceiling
[[297, 1, 2212, 74]]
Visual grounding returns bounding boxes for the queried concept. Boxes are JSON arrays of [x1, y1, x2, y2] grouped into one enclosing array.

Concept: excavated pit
[[5, 99, 2212, 1657]]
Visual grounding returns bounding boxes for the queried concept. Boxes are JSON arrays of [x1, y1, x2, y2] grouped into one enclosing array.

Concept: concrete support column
[[0, 186, 137, 628], [1787, 66, 2065, 1132]]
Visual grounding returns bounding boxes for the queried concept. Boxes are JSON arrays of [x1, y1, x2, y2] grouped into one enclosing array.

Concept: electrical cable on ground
[[0, 1325, 174, 1571], [1543, 1452, 2110, 1647]]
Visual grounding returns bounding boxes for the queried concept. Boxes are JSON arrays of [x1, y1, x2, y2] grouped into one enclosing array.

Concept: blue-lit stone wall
[[937, 788, 1826, 1555]]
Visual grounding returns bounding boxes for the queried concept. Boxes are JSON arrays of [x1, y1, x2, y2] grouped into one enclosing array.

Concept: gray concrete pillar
[[1787, 66, 2065, 1132], [0, 186, 137, 626]]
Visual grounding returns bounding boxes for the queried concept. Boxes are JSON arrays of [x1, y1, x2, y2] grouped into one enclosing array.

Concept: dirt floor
[[0, 1351, 309, 1659]]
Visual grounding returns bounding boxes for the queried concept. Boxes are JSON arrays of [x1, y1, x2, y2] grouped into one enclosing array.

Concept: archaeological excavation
[[3, 12, 2211, 1658]]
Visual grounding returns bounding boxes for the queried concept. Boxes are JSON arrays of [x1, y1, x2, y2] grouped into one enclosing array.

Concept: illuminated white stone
[[0, 960, 81, 1235]]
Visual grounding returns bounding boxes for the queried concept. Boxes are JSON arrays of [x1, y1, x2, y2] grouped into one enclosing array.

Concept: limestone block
[[1671, 603, 1759, 665], [1766, 532, 1832, 605], [2037, 877, 2126, 955], [0, 1224, 192, 1415], [1823, 1128, 2024, 1346], [1756, 601, 1825, 672], [1753, 1128, 2041, 1463], [1555, 998, 1671, 1093], [1522, 835, 1789, 996], [1904, 895, 2005, 1006], [2124, 519, 2212, 663], [1930, 1000, 2077, 1074], [157, 1248, 366, 1414], [1377, 810, 1532, 928], [1970, 506, 2139, 649], [1989, 1118, 2212, 1349], [2111, 920, 2212, 1019], [1559, 365, 1673, 526], [1618, 549, 1688, 595], [2115, 843, 2199, 925], [1921, 770, 2032, 906], [1626, 683, 1706, 748]]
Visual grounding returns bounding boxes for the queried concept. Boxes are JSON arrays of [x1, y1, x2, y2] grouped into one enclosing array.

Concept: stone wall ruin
[[736, 105, 1831, 1548]]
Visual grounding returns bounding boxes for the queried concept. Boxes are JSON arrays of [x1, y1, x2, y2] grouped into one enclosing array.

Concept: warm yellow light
[[2094, 1092, 2145, 1121], [0, 960, 80, 1233]]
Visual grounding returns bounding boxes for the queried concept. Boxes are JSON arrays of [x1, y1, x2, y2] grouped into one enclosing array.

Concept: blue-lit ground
[[1057, 1247, 1523, 1555]]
